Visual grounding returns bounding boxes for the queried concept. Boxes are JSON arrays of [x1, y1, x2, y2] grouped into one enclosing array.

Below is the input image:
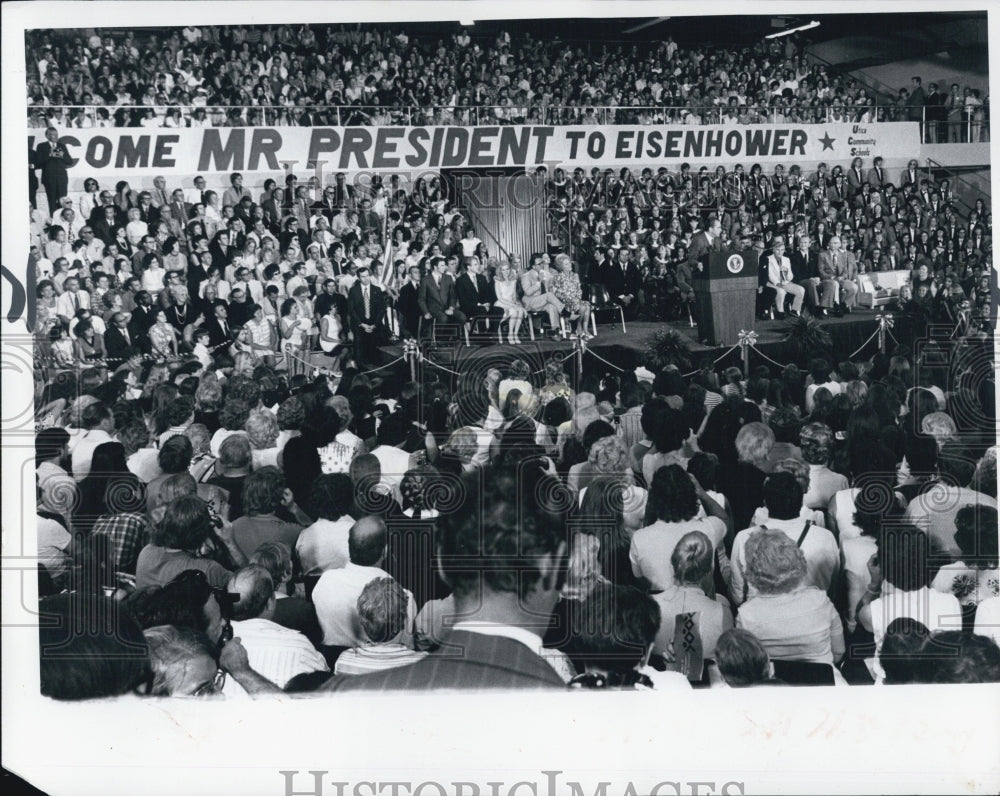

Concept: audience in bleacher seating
[[23, 25, 989, 134]]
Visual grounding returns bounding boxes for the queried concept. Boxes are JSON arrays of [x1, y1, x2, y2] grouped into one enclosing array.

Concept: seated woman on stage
[[493, 261, 526, 344], [550, 253, 592, 338]]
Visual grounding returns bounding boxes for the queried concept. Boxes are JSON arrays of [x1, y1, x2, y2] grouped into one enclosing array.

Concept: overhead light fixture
[[765, 20, 820, 39], [459, 19, 475, 26], [623, 17, 671, 34]]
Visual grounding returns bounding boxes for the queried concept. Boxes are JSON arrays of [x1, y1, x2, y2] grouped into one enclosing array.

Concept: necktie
[[72, 292, 79, 311], [470, 275, 478, 297], [123, 328, 129, 344], [363, 287, 370, 318], [222, 321, 228, 337]]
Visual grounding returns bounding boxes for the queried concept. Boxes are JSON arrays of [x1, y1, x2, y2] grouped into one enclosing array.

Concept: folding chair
[[588, 283, 627, 334]]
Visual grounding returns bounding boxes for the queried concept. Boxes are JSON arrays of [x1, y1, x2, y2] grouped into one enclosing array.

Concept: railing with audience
[[25, 103, 989, 138]]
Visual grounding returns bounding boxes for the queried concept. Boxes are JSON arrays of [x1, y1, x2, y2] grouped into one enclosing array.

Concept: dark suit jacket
[[602, 262, 642, 299], [128, 305, 154, 347], [418, 273, 458, 315], [686, 231, 717, 274], [91, 217, 123, 247], [455, 272, 495, 318], [397, 281, 422, 337], [36, 140, 72, 181], [325, 629, 568, 691], [789, 249, 821, 281], [347, 282, 387, 330], [136, 203, 160, 228], [103, 325, 134, 361], [204, 317, 235, 348]]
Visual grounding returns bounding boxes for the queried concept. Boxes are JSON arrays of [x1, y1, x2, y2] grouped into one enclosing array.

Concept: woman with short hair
[[736, 527, 845, 664]]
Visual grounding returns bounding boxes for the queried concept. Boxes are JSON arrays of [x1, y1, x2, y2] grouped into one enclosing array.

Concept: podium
[[692, 249, 758, 347]]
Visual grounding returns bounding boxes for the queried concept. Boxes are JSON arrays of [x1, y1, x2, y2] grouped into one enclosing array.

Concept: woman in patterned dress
[[550, 253, 592, 337]]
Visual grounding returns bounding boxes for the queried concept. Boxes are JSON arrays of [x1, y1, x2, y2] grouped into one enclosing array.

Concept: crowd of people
[[28, 145, 995, 384], [545, 157, 993, 327], [22, 35, 999, 693], [34, 312, 1000, 696], [23, 25, 988, 135]]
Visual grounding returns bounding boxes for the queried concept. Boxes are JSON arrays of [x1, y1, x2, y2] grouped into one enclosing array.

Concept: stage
[[369, 308, 895, 383]]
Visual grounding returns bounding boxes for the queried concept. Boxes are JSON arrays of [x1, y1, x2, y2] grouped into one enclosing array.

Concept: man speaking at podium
[[687, 217, 723, 275]]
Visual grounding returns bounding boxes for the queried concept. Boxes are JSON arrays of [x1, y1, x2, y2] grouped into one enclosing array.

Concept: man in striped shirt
[[222, 565, 328, 695]]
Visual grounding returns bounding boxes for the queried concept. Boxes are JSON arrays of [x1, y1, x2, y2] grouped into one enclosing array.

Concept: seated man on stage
[[818, 235, 859, 317], [417, 256, 467, 339], [456, 257, 503, 340], [789, 234, 825, 317], [602, 248, 643, 321], [520, 254, 564, 336], [764, 238, 805, 319], [347, 267, 388, 368]]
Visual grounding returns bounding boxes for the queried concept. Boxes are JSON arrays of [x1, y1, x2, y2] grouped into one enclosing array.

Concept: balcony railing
[[26, 103, 989, 140]]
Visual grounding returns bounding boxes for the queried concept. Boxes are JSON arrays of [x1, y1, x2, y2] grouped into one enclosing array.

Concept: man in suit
[[396, 265, 423, 339], [347, 267, 388, 367], [790, 234, 825, 316], [817, 235, 858, 316], [329, 172, 356, 211], [686, 216, 723, 278], [261, 188, 285, 232], [324, 467, 568, 691], [846, 157, 866, 197], [899, 159, 920, 191], [149, 176, 171, 209], [204, 300, 236, 348], [36, 127, 72, 215], [765, 239, 805, 319], [946, 82, 964, 143], [418, 256, 467, 338], [135, 191, 161, 229], [866, 156, 888, 190], [924, 82, 947, 143], [357, 198, 381, 236], [290, 186, 312, 230], [906, 76, 926, 123], [456, 257, 502, 339], [128, 290, 155, 349], [164, 188, 192, 239], [104, 312, 135, 362], [91, 204, 123, 247], [602, 248, 643, 321]]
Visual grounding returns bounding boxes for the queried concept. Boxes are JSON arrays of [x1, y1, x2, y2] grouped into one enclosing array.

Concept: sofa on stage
[[857, 269, 912, 308]]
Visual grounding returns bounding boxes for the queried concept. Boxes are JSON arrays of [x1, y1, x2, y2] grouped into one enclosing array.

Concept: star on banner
[[818, 131, 836, 151]]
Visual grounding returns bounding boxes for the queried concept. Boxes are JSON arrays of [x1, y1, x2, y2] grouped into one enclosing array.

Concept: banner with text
[[28, 123, 921, 176]]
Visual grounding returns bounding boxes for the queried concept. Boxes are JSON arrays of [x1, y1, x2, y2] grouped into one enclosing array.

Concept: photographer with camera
[[136, 494, 248, 590]]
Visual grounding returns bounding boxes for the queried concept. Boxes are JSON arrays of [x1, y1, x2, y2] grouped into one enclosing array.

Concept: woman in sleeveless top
[[493, 261, 526, 344], [319, 301, 347, 376]]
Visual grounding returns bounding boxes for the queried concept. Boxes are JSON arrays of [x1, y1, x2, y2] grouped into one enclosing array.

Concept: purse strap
[[796, 520, 813, 547]]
